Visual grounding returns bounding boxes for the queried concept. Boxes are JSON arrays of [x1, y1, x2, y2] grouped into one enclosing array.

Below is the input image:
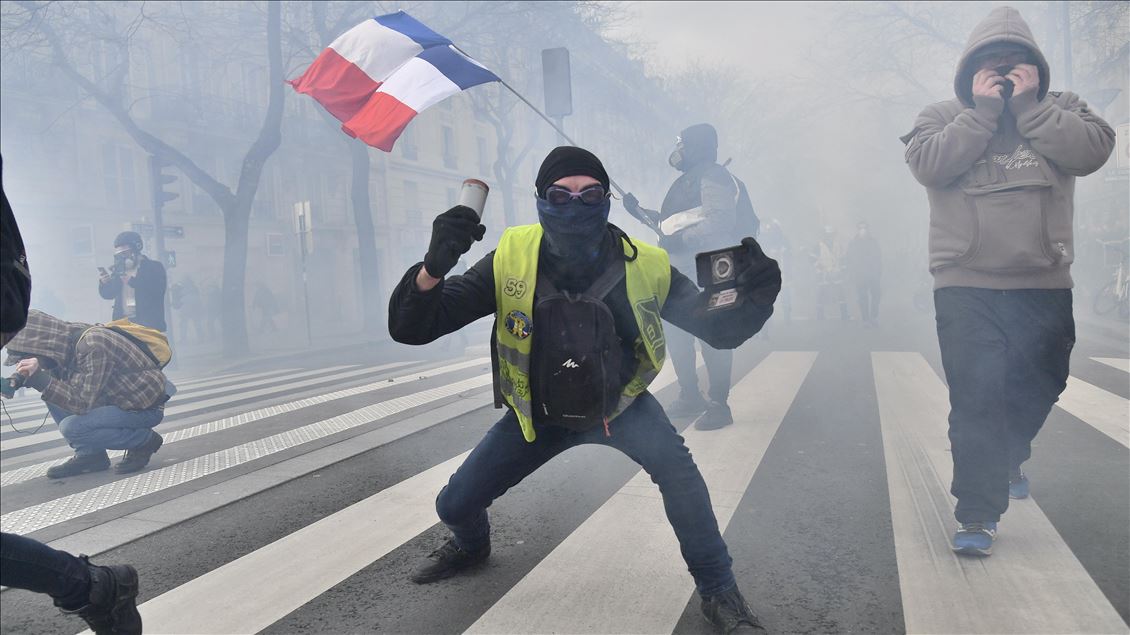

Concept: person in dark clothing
[[622, 123, 753, 429], [846, 221, 882, 327], [0, 156, 142, 635], [98, 231, 167, 331], [902, 6, 1114, 556], [389, 147, 780, 634]]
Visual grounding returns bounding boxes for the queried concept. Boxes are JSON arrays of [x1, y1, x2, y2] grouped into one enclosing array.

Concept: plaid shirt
[[6, 311, 166, 414]]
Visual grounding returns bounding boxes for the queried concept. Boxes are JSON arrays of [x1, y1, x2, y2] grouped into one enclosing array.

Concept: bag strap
[[585, 259, 626, 301], [106, 326, 164, 369]]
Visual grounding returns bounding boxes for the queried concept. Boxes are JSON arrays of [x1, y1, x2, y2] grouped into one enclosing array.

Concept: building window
[[442, 126, 457, 169], [400, 125, 418, 160], [267, 233, 285, 256], [72, 225, 94, 257], [102, 144, 137, 210]]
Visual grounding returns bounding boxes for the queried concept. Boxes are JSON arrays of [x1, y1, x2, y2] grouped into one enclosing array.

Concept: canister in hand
[[458, 179, 489, 219]]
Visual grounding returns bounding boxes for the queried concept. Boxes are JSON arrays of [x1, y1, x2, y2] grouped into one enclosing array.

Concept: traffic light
[[148, 155, 179, 212]]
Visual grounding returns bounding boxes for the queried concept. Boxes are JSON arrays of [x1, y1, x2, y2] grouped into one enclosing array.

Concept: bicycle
[[1093, 239, 1130, 319]]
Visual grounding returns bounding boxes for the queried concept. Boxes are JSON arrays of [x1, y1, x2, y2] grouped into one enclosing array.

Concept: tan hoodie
[[902, 6, 1115, 290]]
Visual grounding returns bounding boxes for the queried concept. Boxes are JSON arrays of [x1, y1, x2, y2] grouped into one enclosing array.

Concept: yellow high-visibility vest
[[493, 224, 671, 442]]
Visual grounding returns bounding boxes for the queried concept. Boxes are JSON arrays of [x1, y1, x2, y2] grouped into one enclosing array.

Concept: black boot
[[667, 390, 709, 417], [57, 556, 142, 635], [701, 585, 764, 633], [695, 401, 734, 431], [115, 431, 163, 474], [46, 453, 110, 479], [410, 538, 490, 584]]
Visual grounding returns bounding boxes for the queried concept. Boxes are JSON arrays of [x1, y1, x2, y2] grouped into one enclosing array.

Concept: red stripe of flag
[[341, 93, 418, 152], [287, 48, 382, 123]]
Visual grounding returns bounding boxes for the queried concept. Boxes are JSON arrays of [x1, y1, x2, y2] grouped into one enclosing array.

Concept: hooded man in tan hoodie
[[902, 6, 1114, 556]]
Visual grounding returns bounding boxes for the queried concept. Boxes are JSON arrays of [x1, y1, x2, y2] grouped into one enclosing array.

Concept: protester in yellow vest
[[389, 147, 781, 634]]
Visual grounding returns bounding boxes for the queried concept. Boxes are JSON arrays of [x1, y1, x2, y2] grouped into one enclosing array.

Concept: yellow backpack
[[101, 318, 173, 368]]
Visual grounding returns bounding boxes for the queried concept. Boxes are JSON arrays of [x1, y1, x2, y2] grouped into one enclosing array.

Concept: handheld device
[[695, 243, 754, 311], [458, 179, 489, 219], [1, 373, 26, 399]]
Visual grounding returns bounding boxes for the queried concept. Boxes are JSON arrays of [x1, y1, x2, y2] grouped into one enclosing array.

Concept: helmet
[[114, 231, 143, 253]]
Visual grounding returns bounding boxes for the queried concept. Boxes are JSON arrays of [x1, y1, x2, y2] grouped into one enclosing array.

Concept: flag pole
[[451, 46, 663, 235]]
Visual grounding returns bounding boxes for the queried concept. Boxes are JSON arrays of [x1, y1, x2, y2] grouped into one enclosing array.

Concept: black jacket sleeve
[[660, 265, 773, 349], [388, 252, 497, 345], [99, 276, 122, 299]]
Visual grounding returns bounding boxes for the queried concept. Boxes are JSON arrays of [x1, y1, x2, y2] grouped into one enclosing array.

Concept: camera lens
[[711, 253, 734, 283]]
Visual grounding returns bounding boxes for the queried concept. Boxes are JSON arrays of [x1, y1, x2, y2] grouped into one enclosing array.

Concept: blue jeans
[[935, 287, 1075, 523], [436, 391, 736, 597], [47, 404, 164, 457], [0, 532, 91, 609]]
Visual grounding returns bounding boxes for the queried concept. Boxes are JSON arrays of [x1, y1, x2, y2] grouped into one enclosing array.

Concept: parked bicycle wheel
[[1093, 280, 1123, 316]]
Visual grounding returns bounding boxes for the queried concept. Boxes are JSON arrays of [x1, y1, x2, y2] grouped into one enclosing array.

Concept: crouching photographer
[[3, 310, 171, 479]]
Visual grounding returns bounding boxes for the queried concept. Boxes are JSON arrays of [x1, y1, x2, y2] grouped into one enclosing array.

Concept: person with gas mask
[[622, 123, 758, 429], [902, 6, 1114, 557], [388, 146, 780, 633], [98, 231, 167, 331]]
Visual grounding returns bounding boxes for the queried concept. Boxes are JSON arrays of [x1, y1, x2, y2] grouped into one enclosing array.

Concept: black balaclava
[[535, 146, 613, 267], [669, 123, 718, 172]]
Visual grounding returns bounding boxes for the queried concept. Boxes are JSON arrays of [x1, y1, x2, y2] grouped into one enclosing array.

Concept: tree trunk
[[349, 138, 382, 334], [221, 202, 252, 355]]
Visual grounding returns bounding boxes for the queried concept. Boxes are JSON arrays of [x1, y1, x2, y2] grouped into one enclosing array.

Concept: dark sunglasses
[[544, 184, 609, 206]]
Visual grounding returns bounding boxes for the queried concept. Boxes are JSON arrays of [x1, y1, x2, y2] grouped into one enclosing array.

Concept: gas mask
[[113, 250, 138, 274]]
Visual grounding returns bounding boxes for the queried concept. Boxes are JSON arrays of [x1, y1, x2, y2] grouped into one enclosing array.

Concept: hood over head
[[4, 310, 88, 367], [955, 6, 1049, 107]]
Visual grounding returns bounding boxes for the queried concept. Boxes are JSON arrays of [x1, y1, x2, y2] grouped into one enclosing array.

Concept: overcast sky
[[604, 1, 834, 80]]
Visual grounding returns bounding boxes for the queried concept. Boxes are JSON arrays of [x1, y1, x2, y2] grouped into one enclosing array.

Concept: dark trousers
[[667, 325, 733, 403], [435, 392, 736, 597], [48, 404, 163, 457], [0, 532, 91, 609], [934, 287, 1074, 523], [855, 277, 881, 322]]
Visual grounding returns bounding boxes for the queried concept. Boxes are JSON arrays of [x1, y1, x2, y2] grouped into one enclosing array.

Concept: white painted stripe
[[0, 375, 492, 535], [132, 451, 469, 634], [330, 18, 421, 83], [1093, 357, 1130, 373], [0, 366, 323, 426], [106, 356, 690, 632], [0, 363, 410, 452], [467, 352, 817, 634], [1057, 376, 1130, 448], [872, 352, 1125, 634], [378, 55, 461, 112], [0, 358, 490, 487]]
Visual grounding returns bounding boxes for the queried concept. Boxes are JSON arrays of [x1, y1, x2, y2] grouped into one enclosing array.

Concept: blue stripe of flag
[[374, 11, 451, 49], [416, 45, 500, 90]]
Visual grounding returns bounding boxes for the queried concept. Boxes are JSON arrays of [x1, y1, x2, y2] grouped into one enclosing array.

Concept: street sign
[[131, 223, 154, 236], [163, 225, 185, 238], [165, 250, 177, 268]]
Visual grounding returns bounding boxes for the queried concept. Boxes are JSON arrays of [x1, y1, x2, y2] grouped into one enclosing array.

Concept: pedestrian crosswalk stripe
[[0, 358, 490, 487], [0, 375, 493, 535], [467, 352, 818, 635], [1091, 357, 1130, 373], [1058, 376, 1130, 448], [871, 352, 1126, 635], [0, 362, 409, 452], [104, 354, 696, 633], [130, 451, 472, 634]]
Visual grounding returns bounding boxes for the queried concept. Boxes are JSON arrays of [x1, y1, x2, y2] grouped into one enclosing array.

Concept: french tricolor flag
[[289, 11, 499, 151]]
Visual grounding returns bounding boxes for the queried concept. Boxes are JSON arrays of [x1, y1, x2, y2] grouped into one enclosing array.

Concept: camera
[[695, 243, 754, 311], [1, 372, 26, 399]]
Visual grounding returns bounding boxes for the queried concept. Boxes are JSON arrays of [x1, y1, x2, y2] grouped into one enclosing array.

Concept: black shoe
[[58, 557, 141, 635], [701, 586, 764, 633], [410, 538, 490, 584], [114, 431, 163, 474], [667, 391, 709, 417], [695, 401, 734, 431], [46, 453, 110, 479]]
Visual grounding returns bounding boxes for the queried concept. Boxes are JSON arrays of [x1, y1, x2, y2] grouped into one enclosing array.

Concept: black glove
[[736, 237, 782, 306], [622, 192, 640, 213], [423, 206, 485, 279]]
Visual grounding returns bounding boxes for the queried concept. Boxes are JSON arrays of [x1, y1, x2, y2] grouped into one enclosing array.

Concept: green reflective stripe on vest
[[494, 224, 671, 442]]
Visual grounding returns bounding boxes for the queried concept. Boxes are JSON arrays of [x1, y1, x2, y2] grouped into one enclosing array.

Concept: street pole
[[297, 202, 313, 348], [148, 154, 176, 369]]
